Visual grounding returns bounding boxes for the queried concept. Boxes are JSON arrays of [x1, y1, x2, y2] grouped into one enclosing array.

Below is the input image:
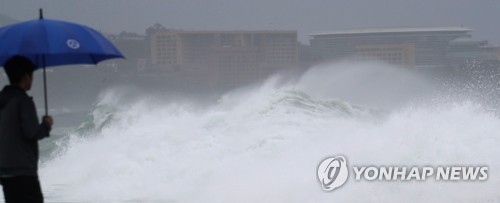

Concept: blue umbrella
[[0, 9, 124, 115]]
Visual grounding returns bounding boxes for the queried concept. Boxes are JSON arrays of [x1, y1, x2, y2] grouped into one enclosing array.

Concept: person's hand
[[43, 116, 53, 126]]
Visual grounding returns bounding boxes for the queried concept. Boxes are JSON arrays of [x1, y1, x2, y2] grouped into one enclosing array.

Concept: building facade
[[309, 27, 496, 68], [150, 30, 298, 90]]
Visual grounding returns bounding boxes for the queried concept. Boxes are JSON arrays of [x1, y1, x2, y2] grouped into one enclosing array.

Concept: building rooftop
[[310, 27, 472, 36], [154, 30, 297, 35]]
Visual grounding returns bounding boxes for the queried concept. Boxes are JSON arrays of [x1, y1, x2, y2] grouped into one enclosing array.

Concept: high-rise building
[[150, 30, 298, 90], [309, 27, 496, 68]]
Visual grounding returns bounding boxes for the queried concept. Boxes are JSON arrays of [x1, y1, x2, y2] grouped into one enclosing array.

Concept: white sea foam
[[39, 62, 500, 203]]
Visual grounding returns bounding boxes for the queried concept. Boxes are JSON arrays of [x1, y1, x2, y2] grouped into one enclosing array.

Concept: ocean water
[[25, 62, 500, 202]]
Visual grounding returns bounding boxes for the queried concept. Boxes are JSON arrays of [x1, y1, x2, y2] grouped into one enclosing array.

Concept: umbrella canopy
[[0, 9, 124, 115], [0, 16, 123, 67]]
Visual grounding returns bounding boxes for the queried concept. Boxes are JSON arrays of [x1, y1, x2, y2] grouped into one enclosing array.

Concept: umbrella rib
[[41, 19, 51, 62]]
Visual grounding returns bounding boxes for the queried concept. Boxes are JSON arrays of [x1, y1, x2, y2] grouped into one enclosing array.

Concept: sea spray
[[39, 62, 500, 203]]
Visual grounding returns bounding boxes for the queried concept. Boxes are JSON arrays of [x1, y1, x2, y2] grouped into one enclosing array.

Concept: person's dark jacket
[[0, 85, 51, 176]]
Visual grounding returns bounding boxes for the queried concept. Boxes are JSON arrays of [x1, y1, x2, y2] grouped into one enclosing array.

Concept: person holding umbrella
[[0, 9, 123, 202], [0, 55, 53, 203]]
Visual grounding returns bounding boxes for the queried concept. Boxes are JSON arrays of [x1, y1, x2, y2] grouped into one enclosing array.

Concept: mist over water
[[37, 61, 500, 202], [298, 61, 438, 109]]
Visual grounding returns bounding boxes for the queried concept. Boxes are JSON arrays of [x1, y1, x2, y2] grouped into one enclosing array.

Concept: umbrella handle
[[42, 60, 48, 116], [43, 67, 48, 116]]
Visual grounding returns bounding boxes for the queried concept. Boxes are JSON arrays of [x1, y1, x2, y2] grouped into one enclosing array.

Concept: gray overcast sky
[[0, 0, 499, 43]]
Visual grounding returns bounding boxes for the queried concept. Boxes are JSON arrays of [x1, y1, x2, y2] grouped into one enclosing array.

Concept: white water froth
[[40, 62, 500, 202]]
